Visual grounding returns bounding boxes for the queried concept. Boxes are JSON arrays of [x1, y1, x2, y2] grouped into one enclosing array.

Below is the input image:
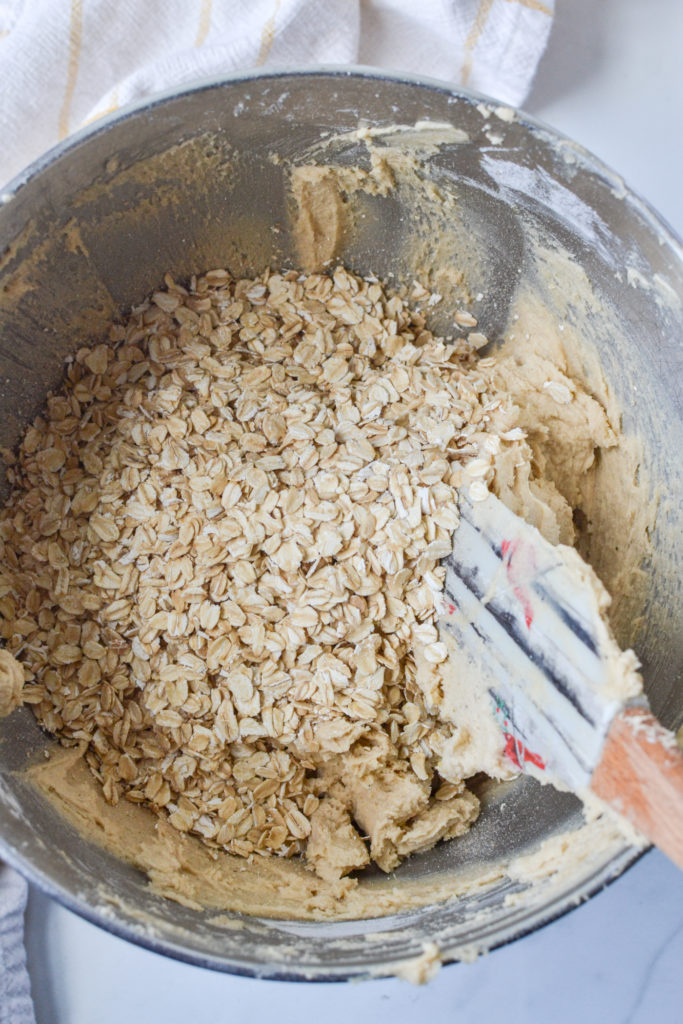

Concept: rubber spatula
[[441, 491, 683, 868]]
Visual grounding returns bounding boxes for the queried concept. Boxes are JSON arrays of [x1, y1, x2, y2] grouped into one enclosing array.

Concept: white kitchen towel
[[0, 0, 554, 189], [0, 864, 35, 1024]]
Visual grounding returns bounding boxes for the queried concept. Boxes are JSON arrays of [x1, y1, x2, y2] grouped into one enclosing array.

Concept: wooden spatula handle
[[591, 707, 683, 869]]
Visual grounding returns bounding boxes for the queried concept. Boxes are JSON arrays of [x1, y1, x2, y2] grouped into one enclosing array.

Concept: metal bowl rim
[[3, 64, 683, 257]]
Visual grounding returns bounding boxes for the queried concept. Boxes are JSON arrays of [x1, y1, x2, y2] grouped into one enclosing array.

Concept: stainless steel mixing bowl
[[0, 69, 681, 980]]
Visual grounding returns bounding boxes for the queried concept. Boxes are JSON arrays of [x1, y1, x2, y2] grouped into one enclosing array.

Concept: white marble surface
[[22, 0, 683, 1020]]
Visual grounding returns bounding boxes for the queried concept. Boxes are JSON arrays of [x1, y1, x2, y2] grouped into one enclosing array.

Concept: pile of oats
[[0, 266, 513, 875]]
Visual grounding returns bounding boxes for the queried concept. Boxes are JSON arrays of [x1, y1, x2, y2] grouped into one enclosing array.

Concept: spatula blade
[[440, 492, 643, 790]]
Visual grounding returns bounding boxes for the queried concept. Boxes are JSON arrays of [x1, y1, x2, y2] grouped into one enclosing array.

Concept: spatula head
[[441, 492, 644, 790]]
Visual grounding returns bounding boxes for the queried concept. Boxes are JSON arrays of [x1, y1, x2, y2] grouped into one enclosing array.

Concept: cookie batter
[[0, 257, 637, 896], [0, 119, 656, 925]]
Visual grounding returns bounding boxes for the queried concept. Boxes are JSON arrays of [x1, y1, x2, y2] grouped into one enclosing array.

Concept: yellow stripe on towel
[[462, 0, 495, 86], [58, 0, 84, 139]]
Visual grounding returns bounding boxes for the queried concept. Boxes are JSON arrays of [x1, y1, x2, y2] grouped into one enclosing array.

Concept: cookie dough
[[7, 256, 634, 902], [19, 285, 643, 917], [0, 120, 655, 924]]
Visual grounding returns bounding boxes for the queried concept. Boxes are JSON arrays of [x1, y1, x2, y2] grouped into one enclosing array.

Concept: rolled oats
[[0, 265, 520, 877]]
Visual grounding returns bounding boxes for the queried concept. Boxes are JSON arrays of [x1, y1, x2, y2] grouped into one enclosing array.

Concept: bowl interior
[[0, 71, 681, 979]]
